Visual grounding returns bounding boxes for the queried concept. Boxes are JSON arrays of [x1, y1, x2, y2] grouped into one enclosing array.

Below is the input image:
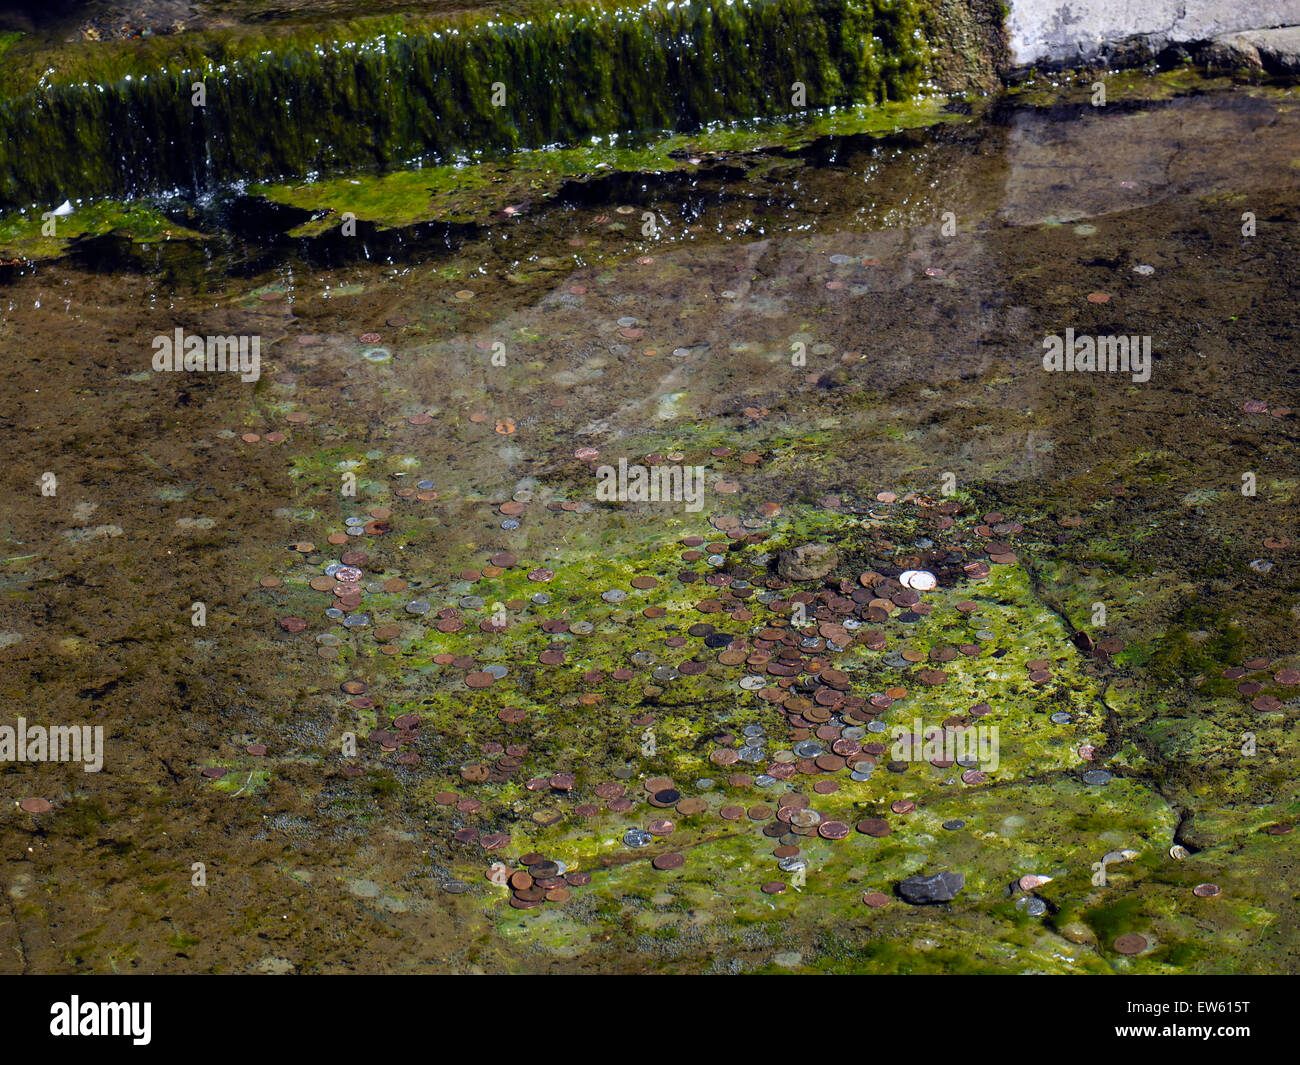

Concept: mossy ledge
[[0, 0, 1005, 211]]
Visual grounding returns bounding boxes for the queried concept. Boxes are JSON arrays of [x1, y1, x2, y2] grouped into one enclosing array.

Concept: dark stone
[[898, 871, 965, 905]]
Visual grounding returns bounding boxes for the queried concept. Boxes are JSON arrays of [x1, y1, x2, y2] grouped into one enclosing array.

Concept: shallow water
[[1, 79, 1298, 974]]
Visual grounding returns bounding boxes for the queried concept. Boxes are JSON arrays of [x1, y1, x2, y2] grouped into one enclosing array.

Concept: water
[[1, 76, 1298, 975]]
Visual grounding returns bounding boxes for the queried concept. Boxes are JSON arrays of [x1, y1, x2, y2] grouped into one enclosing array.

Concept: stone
[[1204, 27, 1300, 74], [776, 543, 839, 581], [898, 871, 965, 904]]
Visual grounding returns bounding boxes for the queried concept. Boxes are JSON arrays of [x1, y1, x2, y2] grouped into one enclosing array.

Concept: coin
[[19, 797, 52, 814], [862, 892, 890, 908], [1192, 883, 1221, 898], [1113, 933, 1147, 955], [652, 852, 684, 871]]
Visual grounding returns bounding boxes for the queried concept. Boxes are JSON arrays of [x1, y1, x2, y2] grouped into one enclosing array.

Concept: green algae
[[251, 96, 965, 237], [0, 199, 207, 261], [0, 0, 962, 211]]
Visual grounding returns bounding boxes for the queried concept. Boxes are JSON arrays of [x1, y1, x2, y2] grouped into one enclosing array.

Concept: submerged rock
[[898, 871, 965, 904], [776, 543, 839, 581]]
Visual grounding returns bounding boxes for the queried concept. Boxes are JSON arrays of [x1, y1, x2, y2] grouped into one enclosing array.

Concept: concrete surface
[[1007, 0, 1300, 65]]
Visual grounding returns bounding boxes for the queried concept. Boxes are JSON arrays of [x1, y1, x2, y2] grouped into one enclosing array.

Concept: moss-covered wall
[[0, 0, 1003, 211]]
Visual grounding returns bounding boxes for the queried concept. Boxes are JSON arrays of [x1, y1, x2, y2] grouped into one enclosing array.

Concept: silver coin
[[755, 592, 778, 604], [842, 618, 861, 630], [866, 721, 887, 733], [738, 746, 765, 763], [914, 538, 934, 549], [365, 582, 386, 594], [631, 651, 658, 667], [955, 756, 980, 768], [417, 479, 435, 490], [347, 527, 364, 536], [1016, 897, 1047, 917], [754, 774, 778, 787], [731, 579, 752, 590], [501, 519, 520, 530], [531, 592, 551, 604], [1249, 559, 1273, 573], [742, 724, 766, 738], [362, 347, 391, 362], [316, 633, 343, 646], [344, 516, 367, 527], [405, 599, 431, 615], [617, 316, 639, 327], [943, 819, 966, 830], [883, 653, 910, 669], [623, 828, 652, 848], [707, 554, 726, 567], [850, 768, 874, 782], [324, 562, 343, 576], [778, 856, 806, 873], [602, 589, 628, 603], [459, 596, 485, 609], [842, 726, 866, 740], [695, 778, 715, 790], [790, 809, 821, 828], [344, 614, 369, 627], [325, 607, 344, 619], [652, 666, 680, 682], [793, 740, 823, 758], [975, 629, 997, 641], [739, 675, 766, 691], [608, 343, 630, 356], [484, 664, 508, 679], [570, 621, 594, 634], [1050, 711, 1071, 724], [1082, 769, 1112, 786]]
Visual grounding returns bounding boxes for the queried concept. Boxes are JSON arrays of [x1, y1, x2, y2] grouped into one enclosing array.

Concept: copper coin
[[862, 892, 890, 908], [652, 852, 684, 871], [890, 799, 915, 814], [1193, 883, 1221, 898], [719, 805, 744, 821], [279, 617, 307, 633], [856, 818, 890, 837], [465, 672, 495, 688], [1113, 933, 1148, 955], [819, 820, 849, 839], [1274, 669, 1300, 685], [760, 881, 786, 895], [647, 818, 674, 836], [247, 743, 267, 756], [1087, 292, 1111, 303], [19, 797, 52, 814]]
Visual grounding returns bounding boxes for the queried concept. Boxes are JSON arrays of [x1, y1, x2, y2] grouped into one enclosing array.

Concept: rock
[[772, 951, 803, 968], [898, 871, 965, 904], [1203, 28, 1300, 74], [776, 543, 838, 581]]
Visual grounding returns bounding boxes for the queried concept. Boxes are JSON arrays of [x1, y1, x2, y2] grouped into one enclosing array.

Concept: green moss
[[0, 0, 949, 211]]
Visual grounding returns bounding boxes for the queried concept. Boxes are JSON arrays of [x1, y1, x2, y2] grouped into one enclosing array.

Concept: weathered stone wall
[[1007, 0, 1300, 65]]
